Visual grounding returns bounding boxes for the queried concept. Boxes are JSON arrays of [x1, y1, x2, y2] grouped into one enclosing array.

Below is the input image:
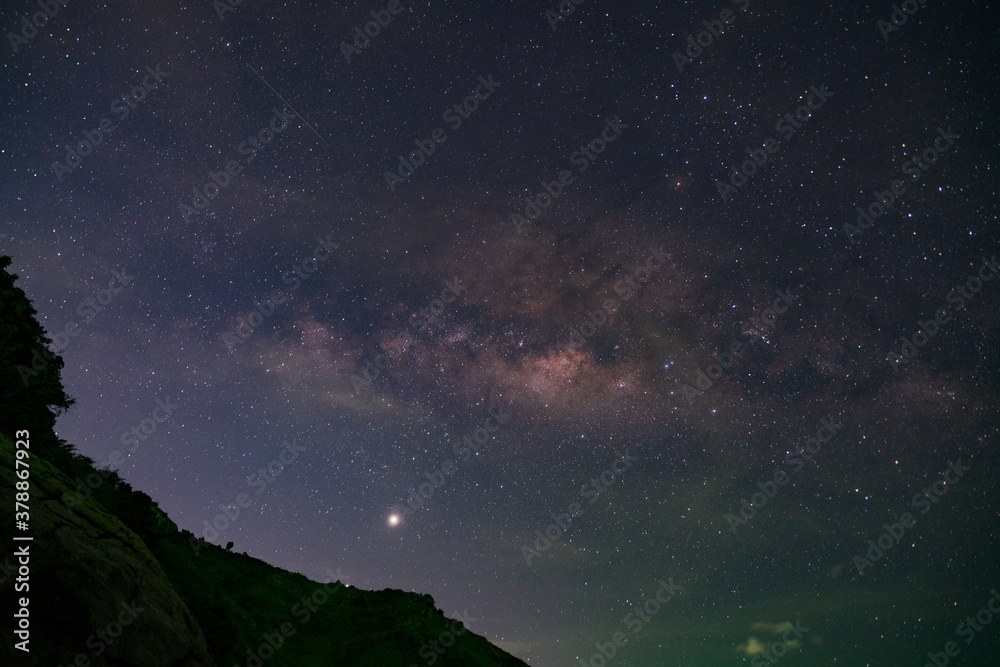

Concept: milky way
[[3, 0, 999, 665]]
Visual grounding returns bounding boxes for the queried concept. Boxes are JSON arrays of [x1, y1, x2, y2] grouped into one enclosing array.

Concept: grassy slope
[[11, 433, 526, 667], [153, 533, 527, 667]]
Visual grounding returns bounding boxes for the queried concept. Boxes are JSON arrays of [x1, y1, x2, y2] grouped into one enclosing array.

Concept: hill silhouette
[[0, 255, 528, 667]]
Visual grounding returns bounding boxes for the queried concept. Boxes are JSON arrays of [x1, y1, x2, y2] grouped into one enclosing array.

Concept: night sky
[[4, 0, 1000, 665]]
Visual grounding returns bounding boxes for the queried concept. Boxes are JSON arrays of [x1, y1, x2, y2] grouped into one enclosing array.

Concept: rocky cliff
[[0, 434, 215, 667]]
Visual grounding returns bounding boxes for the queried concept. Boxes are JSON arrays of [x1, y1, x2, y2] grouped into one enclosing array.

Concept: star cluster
[[3, 0, 999, 665]]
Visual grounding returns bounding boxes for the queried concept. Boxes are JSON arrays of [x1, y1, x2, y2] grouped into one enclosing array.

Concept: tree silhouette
[[0, 255, 76, 463]]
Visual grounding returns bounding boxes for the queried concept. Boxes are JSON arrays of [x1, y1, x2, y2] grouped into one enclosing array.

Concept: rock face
[[0, 435, 215, 667]]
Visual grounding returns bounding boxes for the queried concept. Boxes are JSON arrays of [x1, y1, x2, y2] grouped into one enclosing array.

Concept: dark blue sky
[[3, 0, 999, 665]]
